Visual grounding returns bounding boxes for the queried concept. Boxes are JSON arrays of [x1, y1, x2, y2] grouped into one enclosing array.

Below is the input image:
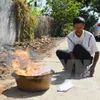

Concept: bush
[[12, 0, 37, 42], [34, 16, 54, 38], [64, 23, 73, 34], [42, 0, 81, 37]]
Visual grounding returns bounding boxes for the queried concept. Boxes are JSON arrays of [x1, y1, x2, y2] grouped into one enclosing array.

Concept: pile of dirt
[[0, 36, 64, 80], [0, 66, 13, 80], [14, 36, 64, 56]]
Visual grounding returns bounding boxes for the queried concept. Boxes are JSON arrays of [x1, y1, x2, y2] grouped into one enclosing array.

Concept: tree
[[92, 0, 100, 14], [79, 9, 97, 31], [78, 0, 99, 31], [42, 0, 81, 36]]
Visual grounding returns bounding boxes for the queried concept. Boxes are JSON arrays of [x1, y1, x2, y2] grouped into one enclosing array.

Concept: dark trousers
[[56, 44, 93, 73]]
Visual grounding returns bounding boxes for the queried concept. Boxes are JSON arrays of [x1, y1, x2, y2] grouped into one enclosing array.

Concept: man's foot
[[63, 68, 66, 71], [63, 66, 75, 71], [51, 69, 55, 74]]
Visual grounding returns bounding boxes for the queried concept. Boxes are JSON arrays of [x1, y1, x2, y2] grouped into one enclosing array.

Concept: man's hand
[[90, 51, 99, 77]]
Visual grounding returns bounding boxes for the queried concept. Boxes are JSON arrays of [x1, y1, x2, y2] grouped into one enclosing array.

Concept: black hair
[[73, 17, 85, 25]]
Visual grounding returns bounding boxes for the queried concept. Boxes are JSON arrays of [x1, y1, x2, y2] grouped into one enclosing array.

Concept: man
[[56, 17, 99, 78]]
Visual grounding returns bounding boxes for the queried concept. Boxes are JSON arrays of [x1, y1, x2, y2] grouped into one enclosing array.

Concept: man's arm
[[90, 51, 99, 77]]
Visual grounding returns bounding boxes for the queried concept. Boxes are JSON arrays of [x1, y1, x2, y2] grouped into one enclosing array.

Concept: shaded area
[[51, 71, 73, 85], [3, 86, 46, 98], [95, 36, 100, 42], [51, 70, 91, 85]]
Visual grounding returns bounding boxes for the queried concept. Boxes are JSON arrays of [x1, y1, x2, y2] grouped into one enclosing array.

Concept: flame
[[12, 49, 50, 76]]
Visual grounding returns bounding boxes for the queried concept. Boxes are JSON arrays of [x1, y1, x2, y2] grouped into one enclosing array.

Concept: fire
[[12, 49, 51, 76]]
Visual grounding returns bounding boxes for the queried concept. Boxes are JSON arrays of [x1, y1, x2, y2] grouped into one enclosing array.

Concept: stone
[[0, 80, 15, 94]]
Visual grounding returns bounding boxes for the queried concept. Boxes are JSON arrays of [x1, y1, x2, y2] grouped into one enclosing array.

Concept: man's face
[[74, 24, 85, 33]]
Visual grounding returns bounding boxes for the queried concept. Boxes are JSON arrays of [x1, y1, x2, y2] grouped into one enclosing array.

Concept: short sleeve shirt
[[67, 30, 98, 55]]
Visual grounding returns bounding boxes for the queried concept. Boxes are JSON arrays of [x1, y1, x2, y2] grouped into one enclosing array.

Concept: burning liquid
[[12, 50, 51, 76]]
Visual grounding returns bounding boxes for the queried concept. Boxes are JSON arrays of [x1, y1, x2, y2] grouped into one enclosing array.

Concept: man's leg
[[56, 50, 74, 71], [73, 44, 93, 77], [73, 44, 92, 64]]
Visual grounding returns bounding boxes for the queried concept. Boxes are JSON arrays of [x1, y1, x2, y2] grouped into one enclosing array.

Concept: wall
[[0, 0, 16, 46]]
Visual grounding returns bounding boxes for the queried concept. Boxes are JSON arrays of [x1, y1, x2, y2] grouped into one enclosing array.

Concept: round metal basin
[[12, 72, 52, 92]]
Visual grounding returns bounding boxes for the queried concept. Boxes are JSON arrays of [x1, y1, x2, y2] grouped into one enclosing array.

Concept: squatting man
[[56, 17, 99, 78]]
